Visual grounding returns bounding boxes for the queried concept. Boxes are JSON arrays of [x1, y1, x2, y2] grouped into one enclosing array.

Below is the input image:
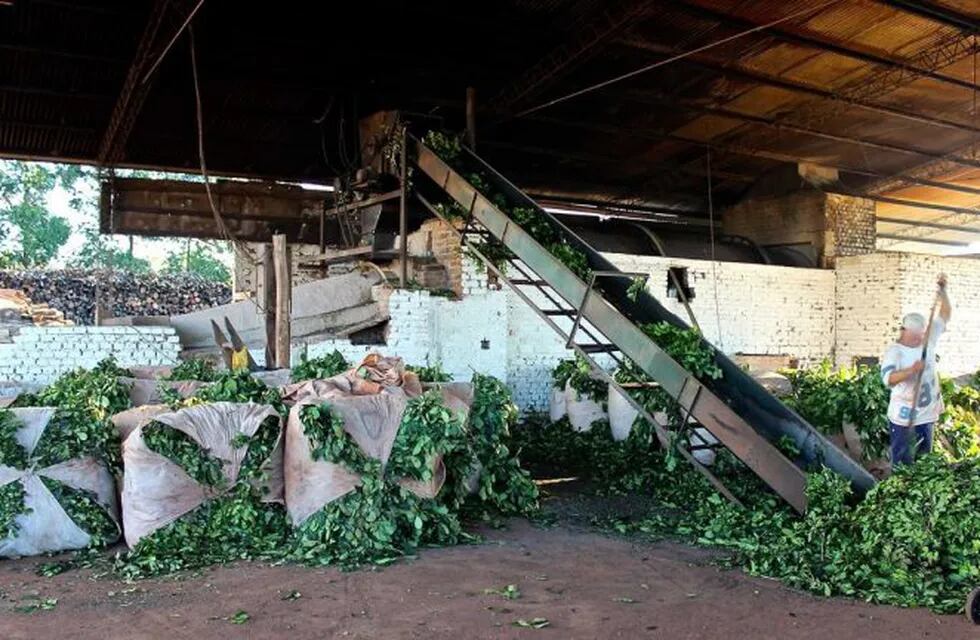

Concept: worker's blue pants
[[889, 421, 934, 466]]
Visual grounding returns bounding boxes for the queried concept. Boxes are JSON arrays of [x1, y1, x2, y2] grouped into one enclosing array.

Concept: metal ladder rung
[[578, 343, 619, 354], [511, 279, 549, 286], [618, 381, 661, 389], [542, 309, 576, 316]]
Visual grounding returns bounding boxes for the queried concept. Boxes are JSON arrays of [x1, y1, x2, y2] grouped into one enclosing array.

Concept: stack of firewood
[[0, 289, 72, 326], [0, 270, 232, 325]]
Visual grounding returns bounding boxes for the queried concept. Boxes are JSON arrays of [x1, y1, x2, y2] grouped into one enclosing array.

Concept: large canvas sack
[[121, 402, 283, 547], [0, 408, 120, 557], [112, 405, 170, 442], [565, 382, 607, 432], [283, 362, 470, 527], [607, 384, 638, 442]]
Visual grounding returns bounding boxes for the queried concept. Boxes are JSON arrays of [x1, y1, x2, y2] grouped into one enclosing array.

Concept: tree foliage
[[0, 161, 84, 267], [162, 239, 231, 284]]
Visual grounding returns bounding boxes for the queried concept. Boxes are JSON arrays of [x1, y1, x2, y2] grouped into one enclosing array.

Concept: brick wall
[[406, 218, 464, 296], [723, 190, 826, 254], [836, 253, 980, 376], [605, 253, 836, 364], [0, 326, 180, 387], [825, 193, 876, 262], [234, 242, 323, 295], [301, 255, 837, 410], [723, 190, 876, 267]]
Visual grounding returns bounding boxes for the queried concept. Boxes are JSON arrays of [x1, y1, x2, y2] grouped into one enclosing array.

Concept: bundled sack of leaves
[[118, 402, 288, 576], [550, 356, 607, 431], [285, 354, 481, 567], [0, 407, 120, 557]]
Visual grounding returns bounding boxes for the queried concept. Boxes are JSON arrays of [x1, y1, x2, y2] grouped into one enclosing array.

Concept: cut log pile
[[0, 289, 73, 326], [0, 270, 231, 325]]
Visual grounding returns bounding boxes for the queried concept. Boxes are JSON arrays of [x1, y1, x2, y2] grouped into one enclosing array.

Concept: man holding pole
[[880, 274, 951, 466]]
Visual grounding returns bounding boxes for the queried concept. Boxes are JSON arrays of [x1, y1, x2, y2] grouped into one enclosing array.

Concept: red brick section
[[724, 191, 875, 268], [420, 218, 464, 296]]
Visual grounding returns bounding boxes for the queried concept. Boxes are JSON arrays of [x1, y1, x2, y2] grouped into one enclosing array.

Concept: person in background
[[880, 274, 951, 466]]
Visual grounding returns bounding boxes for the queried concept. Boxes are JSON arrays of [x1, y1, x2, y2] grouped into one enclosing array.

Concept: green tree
[[69, 227, 151, 273], [0, 161, 84, 267], [162, 239, 231, 284]]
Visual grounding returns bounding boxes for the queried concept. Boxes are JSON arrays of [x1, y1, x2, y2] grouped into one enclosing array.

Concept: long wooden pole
[[906, 290, 942, 427], [272, 234, 291, 369], [261, 243, 276, 368]]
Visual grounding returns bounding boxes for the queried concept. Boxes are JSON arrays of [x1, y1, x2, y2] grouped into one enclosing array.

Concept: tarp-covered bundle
[[118, 402, 289, 576], [0, 407, 120, 557], [284, 355, 464, 566]]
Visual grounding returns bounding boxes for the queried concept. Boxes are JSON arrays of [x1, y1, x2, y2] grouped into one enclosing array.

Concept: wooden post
[[465, 87, 476, 150], [272, 234, 291, 369], [399, 125, 408, 287], [260, 243, 276, 367]]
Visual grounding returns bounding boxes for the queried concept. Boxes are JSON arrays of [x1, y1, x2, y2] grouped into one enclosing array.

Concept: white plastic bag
[[565, 382, 607, 432], [548, 386, 567, 421], [607, 384, 638, 442]]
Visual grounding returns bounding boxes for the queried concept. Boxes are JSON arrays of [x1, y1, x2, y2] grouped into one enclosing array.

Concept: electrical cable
[[706, 148, 724, 350], [514, 0, 839, 118]]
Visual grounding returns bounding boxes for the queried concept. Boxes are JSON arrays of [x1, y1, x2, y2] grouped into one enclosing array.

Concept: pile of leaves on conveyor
[[0, 410, 119, 551], [520, 353, 980, 613], [292, 374, 538, 569], [291, 350, 350, 383], [115, 414, 290, 578], [423, 131, 592, 282], [12, 358, 133, 471]]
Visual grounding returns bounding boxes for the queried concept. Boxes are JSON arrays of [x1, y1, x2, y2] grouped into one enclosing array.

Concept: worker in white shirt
[[880, 274, 951, 466]]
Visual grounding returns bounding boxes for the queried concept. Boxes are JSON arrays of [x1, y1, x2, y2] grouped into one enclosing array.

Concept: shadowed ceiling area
[[1, 0, 978, 252]]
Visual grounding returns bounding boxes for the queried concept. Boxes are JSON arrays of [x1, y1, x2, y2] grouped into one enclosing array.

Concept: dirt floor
[[0, 517, 973, 640]]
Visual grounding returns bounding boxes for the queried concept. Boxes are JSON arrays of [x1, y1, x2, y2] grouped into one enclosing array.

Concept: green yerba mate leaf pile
[[189, 370, 286, 416], [143, 422, 227, 488], [292, 350, 350, 383], [405, 362, 453, 383], [117, 417, 289, 578], [164, 358, 218, 382]]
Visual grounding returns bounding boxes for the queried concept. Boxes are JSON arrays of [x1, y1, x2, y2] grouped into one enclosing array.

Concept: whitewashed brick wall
[[604, 253, 836, 364], [303, 256, 837, 410], [836, 253, 980, 375], [0, 326, 180, 387]]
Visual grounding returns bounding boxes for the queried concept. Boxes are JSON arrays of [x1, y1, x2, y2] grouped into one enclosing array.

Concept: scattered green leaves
[[229, 610, 250, 624], [485, 584, 521, 600]]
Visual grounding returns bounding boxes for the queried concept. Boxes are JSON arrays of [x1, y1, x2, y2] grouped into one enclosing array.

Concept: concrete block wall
[[836, 253, 980, 376], [0, 326, 180, 386]]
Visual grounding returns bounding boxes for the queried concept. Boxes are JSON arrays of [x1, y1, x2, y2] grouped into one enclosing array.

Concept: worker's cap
[[901, 312, 926, 333]]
